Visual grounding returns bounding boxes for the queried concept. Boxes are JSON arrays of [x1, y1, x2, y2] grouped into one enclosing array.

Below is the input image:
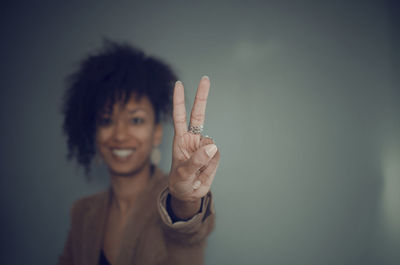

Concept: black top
[[99, 249, 111, 265]]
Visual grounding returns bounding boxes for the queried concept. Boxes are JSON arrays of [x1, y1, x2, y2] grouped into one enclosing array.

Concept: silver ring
[[188, 124, 203, 135]]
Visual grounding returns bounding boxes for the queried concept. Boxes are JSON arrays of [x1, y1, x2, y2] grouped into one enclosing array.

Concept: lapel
[[80, 189, 111, 265], [116, 168, 168, 265]]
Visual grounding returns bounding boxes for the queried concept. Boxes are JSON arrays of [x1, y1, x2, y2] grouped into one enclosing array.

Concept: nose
[[113, 120, 129, 142]]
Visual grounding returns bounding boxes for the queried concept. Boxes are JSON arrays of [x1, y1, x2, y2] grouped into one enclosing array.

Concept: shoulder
[[70, 189, 109, 220]]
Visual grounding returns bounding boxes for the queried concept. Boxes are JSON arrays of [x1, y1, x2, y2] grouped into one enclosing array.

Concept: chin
[[108, 160, 150, 177]]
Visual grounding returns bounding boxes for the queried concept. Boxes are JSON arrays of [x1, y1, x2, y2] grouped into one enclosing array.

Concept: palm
[[168, 77, 219, 201], [175, 133, 201, 161]]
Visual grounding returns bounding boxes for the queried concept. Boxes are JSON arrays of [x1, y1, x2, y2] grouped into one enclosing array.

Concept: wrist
[[169, 194, 202, 221]]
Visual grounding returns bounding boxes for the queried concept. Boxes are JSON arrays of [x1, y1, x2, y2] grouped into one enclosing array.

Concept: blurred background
[[0, 0, 399, 264]]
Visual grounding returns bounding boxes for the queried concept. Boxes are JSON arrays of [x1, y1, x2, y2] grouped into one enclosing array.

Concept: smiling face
[[95, 94, 163, 177]]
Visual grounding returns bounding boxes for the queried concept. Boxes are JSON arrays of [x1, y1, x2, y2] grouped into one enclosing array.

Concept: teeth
[[112, 149, 133, 157]]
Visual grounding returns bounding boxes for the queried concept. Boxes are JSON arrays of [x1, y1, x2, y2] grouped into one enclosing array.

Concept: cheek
[[128, 125, 155, 145], [95, 128, 116, 159], [96, 128, 113, 144]]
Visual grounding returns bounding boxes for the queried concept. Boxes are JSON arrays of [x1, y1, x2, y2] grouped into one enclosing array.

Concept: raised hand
[[168, 76, 220, 218]]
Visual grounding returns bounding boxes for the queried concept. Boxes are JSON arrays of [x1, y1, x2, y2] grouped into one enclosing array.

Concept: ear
[[153, 123, 163, 147]]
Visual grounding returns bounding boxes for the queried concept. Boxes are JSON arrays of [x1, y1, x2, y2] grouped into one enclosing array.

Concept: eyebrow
[[128, 108, 147, 114]]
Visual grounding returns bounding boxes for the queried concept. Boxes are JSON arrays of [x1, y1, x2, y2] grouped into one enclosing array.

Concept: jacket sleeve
[[157, 187, 215, 245]]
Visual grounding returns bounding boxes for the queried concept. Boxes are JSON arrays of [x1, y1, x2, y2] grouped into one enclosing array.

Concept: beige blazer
[[57, 169, 215, 265]]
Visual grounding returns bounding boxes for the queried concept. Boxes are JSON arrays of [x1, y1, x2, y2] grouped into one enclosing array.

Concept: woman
[[59, 41, 220, 265]]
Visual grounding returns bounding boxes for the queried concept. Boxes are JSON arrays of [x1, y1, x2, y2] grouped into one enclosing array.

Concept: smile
[[112, 149, 134, 158]]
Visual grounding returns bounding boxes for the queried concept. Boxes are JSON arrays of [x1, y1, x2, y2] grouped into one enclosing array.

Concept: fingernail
[[175, 80, 182, 86], [193, 180, 201, 190], [204, 144, 217, 157], [201, 75, 209, 80]]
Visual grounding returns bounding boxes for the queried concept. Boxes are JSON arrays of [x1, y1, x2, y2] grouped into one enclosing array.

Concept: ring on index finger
[[188, 124, 203, 135]]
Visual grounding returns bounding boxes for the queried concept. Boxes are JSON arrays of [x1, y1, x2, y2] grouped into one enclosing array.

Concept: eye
[[131, 117, 145, 125], [98, 117, 112, 126]]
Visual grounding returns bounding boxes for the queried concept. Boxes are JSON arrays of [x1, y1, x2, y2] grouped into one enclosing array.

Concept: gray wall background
[[0, 1, 399, 264]]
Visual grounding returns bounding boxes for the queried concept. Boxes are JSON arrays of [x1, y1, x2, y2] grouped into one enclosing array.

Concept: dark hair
[[62, 40, 177, 175]]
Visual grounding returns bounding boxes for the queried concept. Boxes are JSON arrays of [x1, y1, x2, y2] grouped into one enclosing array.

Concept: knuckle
[[173, 113, 186, 121], [195, 96, 207, 102], [174, 119, 186, 126], [174, 100, 185, 106], [190, 113, 204, 123], [200, 137, 213, 145]]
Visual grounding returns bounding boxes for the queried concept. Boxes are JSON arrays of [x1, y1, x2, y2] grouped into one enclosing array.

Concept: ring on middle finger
[[188, 124, 203, 135]]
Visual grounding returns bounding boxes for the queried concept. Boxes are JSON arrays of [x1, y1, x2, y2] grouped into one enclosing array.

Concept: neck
[[109, 162, 153, 215]]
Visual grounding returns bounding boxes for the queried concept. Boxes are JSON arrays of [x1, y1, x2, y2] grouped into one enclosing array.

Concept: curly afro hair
[[62, 40, 177, 175]]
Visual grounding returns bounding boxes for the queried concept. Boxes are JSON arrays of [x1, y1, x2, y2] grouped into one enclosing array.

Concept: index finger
[[190, 76, 210, 127], [173, 81, 187, 136]]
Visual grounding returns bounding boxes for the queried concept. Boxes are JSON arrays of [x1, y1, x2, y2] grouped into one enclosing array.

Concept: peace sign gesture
[[168, 76, 220, 219]]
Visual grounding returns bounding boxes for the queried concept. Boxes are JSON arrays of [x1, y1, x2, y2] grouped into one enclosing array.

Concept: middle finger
[[190, 76, 210, 127]]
